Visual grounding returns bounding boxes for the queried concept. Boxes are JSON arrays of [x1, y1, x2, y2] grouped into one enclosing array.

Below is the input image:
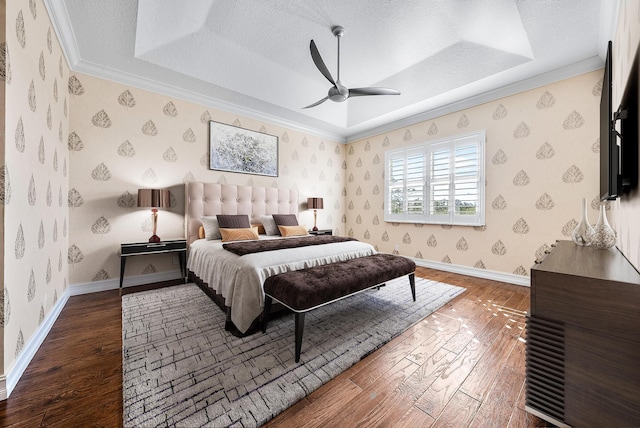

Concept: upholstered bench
[[262, 253, 416, 362]]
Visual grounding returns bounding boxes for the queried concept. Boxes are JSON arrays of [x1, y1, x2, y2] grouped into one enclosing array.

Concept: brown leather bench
[[262, 253, 416, 362]]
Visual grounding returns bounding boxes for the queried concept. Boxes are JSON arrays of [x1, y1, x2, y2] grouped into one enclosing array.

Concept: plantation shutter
[[385, 148, 425, 220], [385, 130, 485, 226], [453, 136, 482, 222], [428, 142, 451, 219], [406, 149, 425, 215]]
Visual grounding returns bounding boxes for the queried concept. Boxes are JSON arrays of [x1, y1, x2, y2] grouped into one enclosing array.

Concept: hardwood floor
[[0, 269, 548, 427]]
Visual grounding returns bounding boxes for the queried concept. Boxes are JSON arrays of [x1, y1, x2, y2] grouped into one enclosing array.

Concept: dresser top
[[533, 240, 640, 285]]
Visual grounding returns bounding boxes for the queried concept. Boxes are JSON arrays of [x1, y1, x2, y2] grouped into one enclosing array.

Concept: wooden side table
[[308, 229, 333, 236], [120, 239, 187, 295]]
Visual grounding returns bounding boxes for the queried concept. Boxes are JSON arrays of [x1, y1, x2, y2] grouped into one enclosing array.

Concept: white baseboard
[[70, 270, 184, 296], [3, 269, 182, 399], [5, 284, 71, 397], [0, 375, 6, 400], [411, 257, 531, 287]]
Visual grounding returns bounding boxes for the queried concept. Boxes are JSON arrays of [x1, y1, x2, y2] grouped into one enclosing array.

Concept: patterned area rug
[[122, 277, 465, 427]]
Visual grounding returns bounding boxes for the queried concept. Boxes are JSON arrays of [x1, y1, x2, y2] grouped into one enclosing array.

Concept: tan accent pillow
[[251, 223, 266, 235], [278, 225, 309, 237], [198, 225, 205, 239], [220, 227, 260, 242]]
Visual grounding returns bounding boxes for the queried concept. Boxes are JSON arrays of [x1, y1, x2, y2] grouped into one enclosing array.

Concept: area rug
[[122, 277, 465, 427]]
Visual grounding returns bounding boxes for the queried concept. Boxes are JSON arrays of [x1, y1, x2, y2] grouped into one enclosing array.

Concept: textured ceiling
[[46, 0, 617, 141]]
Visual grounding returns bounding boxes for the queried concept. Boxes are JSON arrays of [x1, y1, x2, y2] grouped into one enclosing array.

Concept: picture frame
[[209, 121, 278, 177]]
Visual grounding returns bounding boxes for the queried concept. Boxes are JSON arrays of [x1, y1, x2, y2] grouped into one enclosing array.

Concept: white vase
[[571, 197, 595, 246], [590, 204, 616, 249]]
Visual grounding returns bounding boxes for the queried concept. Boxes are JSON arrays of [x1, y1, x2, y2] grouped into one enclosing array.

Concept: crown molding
[[44, 0, 608, 146], [42, 0, 81, 66], [43, 0, 346, 143], [72, 59, 348, 143], [66, 54, 604, 146], [345, 55, 605, 143]]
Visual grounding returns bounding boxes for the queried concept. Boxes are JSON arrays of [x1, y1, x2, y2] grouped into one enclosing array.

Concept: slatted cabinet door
[[527, 240, 640, 427]]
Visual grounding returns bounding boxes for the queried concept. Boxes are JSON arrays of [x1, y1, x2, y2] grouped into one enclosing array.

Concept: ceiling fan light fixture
[[303, 25, 400, 109]]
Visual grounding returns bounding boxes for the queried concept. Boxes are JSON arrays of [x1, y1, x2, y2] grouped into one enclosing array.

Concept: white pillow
[[201, 216, 221, 240], [260, 215, 279, 236]]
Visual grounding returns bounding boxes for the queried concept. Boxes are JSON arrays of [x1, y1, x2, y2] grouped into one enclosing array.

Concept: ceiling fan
[[303, 26, 401, 109]]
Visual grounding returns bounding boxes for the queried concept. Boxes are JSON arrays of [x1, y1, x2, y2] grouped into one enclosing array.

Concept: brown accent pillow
[[278, 225, 309, 237], [219, 227, 260, 242], [198, 225, 205, 239], [216, 214, 251, 229], [272, 214, 299, 227]]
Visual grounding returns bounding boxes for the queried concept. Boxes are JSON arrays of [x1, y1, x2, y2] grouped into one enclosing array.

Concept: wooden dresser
[[527, 240, 640, 427]]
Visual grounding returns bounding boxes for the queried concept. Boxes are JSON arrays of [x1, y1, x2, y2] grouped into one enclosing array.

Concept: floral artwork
[[209, 121, 278, 177]]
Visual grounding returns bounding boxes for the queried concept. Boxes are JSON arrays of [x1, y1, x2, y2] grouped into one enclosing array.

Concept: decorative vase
[[571, 197, 595, 246], [590, 204, 616, 249]]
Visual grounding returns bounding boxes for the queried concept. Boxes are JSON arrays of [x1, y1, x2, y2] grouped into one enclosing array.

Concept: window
[[384, 130, 485, 226]]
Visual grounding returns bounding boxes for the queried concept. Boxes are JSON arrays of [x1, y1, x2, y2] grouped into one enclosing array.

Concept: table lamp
[[307, 197, 324, 231], [137, 188, 170, 243]]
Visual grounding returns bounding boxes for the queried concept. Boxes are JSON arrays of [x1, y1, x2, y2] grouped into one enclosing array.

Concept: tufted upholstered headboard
[[185, 182, 299, 245]]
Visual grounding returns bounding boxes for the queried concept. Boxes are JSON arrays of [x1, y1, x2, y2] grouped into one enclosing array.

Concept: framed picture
[[209, 121, 278, 177]]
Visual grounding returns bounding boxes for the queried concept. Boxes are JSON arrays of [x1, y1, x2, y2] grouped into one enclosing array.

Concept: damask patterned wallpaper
[[3, 0, 70, 372], [67, 73, 346, 285], [346, 71, 601, 277]]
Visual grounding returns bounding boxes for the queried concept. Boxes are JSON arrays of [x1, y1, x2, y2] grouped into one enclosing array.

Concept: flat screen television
[[600, 41, 620, 200], [601, 40, 639, 200], [619, 43, 639, 194]]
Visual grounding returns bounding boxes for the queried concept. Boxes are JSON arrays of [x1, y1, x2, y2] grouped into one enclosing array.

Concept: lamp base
[[148, 235, 161, 243], [312, 226, 318, 231]]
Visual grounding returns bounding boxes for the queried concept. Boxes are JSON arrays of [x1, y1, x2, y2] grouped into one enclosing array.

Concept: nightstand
[[308, 229, 333, 236], [120, 239, 187, 295]]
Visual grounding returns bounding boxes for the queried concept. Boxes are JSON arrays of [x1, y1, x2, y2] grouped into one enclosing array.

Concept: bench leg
[[262, 296, 273, 333], [294, 312, 305, 363], [409, 273, 416, 301]]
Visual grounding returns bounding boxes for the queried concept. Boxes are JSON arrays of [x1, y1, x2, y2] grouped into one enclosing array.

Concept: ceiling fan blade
[[348, 87, 401, 97], [302, 96, 329, 109], [310, 40, 336, 86]]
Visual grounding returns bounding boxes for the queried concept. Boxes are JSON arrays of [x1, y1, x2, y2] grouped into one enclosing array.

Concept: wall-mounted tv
[[618, 42, 639, 194], [600, 41, 620, 200], [601, 40, 639, 200]]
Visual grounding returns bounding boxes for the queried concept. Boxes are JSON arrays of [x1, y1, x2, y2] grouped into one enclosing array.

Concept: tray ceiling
[[45, 0, 617, 141]]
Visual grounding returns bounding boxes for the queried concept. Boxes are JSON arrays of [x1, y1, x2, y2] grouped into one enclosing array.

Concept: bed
[[184, 182, 376, 334]]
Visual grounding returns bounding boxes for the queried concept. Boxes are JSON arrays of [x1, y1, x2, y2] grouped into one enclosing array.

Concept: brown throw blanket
[[223, 235, 356, 256]]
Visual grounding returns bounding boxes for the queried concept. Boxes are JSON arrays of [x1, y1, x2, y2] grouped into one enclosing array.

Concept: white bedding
[[187, 237, 376, 333]]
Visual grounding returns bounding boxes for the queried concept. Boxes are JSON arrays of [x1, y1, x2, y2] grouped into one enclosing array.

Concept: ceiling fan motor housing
[[329, 83, 348, 102]]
